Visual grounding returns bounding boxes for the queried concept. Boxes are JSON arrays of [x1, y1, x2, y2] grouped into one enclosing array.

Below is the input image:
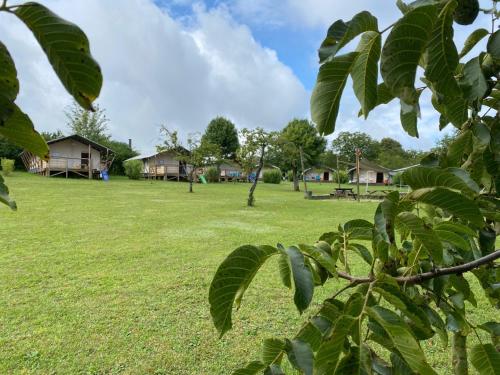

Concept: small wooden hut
[[304, 166, 336, 182], [21, 134, 114, 179], [124, 149, 188, 180], [348, 159, 392, 185]]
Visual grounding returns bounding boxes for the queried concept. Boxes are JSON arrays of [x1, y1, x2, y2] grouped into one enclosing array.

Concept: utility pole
[[355, 148, 362, 202]]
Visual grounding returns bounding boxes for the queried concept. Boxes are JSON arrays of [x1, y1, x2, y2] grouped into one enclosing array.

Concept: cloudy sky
[[0, 0, 491, 153]]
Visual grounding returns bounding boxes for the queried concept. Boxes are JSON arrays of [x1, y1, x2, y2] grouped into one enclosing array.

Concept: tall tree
[[66, 102, 110, 144], [237, 128, 276, 206], [279, 119, 326, 191], [41, 130, 65, 141], [331, 131, 380, 163], [202, 116, 239, 159], [159, 127, 220, 193]]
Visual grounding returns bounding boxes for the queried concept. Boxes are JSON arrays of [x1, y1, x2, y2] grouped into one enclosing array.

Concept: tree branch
[[337, 250, 500, 285]]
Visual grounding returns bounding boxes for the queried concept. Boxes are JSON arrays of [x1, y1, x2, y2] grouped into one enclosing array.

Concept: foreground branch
[[337, 250, 500, 285]]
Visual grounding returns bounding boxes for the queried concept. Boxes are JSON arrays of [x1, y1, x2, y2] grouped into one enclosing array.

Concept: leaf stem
[[379, 22, 396, 35]]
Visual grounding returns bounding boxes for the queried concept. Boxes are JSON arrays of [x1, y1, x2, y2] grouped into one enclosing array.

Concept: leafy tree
[[41, 130, 65, 141], [279, 119, 326, 191], [104, 140, 138, 175], [332, 131, 380, 162], [123, 159, 142, 180], [237, 128, 277, 206], [159, 127, 221, 193], [202, 116, 239, 159], [0, 1, 102, 210], [0, 136, 22, 169], [66, 102, 110, 145], [210, 1, 500, 374]]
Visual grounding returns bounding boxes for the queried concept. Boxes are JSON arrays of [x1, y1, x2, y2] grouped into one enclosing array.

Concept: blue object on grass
[[101, 169, 109, 181]]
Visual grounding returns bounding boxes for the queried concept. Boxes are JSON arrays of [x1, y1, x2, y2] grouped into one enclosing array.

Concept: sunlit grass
[[0, 173, 495, 374]]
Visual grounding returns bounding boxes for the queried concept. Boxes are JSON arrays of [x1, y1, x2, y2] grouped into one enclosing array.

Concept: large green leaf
[[470, 344, 500, 375], [381, 4, 437, 104], [396, 212, 443, 263], [209, 245, 278, 337], [366, 306, 437, 375], [487, 30, 500, 62], [285, 339, 313, 375], [283, 246, 314, 314], [402, 166, 479, 195], [261, 338, 285, 366], [424, 0, 459, 97], [459, 28, 489, 59], [298, 243, 336, 274], [311, 52, 358, 135], [315, 315, 357, 375], [233, 361, 266, 375], [0, 174, 16, 210], [0, 103, 49, 159], [15, 2, 102, 110], [352, 31, 381, 118], [406, 187, 483, 226], [442, 95, 469, 128], [343, 219, 373, 240], [447, 130, 472, 166], [0, 41, 19, 102], [458, 56, 488, 101], [400, 95, 421, 137], [319, 11, 378, 63]]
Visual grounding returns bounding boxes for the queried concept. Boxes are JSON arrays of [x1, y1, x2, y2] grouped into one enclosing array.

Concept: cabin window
[[81, 152, 90, 167], [376, 172, 384, 183]]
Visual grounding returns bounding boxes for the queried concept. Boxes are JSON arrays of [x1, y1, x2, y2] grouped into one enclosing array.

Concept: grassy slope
[[0, 173, 494, 374]]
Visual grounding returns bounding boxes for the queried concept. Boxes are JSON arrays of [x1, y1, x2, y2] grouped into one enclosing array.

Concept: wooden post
[[336, 154, 340, 189], [88, 144, 91, 179], [355, 148, 361, 202], [65, 158, 68, 178]]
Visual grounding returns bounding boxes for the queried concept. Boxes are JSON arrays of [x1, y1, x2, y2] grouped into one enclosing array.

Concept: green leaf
[[434, 221, 477, 237], [352, 31, 381, 118], [406, 187, 483, 226], [396, 211, 443, 263], [435, 230, 471, 250], [298, 243, 336, 274], [458, 56, 488, 101], [487, 30, 500, 61], [15, 2, 102, 110], [443, 95, 468, 128], [381, 4, 437, 104], [209, 245, 278, 337], [470, 344, 500, 375], [319, 11, 378, 63], [447, 130, 472, 166], [459, 28, 489, 59], [424, 0, 459, 97], [366, 306, 437, 375], [343, 219, 373, 240], [334, 344, 371, 375], [349, 243, 373, 265], [264, 365, 285, 375], [262, 338, 285, 366], [0, 174, 16, 210], [283, 246, 314, 314], [402, 166, 479, 195], [0, 103, 49, 159], [400, 96, 421, 137], [315, 315, 357, 375], [295, 320, 324, 351], [278, 253, 292, 289], [285, 339, 313, 375], [233, 361, 266, 375], [311, 52, 359, 136], [0, 41, 19, 103]]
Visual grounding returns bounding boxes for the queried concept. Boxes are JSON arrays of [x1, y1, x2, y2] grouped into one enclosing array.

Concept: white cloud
[[0, 0, 308, 153]]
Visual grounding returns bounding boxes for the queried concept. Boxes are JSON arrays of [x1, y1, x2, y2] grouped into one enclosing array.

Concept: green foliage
[[211, 2, 500, 373], [66, 102, 110, 145], [41, 130, 65, 141], [104, 140, 138, 175], [205, 167, 220, 183], [262, 169, 281, 184], [202, 117, 239, 159], [123, 159, 142, 180], [1, 158, 14, 176], [0, 136, 23, 169], [334, 169, 348, 184], [0, 0, 102, 209]]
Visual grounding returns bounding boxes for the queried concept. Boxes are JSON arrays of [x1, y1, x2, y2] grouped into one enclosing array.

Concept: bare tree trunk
[[452, 333, 468, 375], [248, 145, 265, 206], [299, 147, 308, 194], [189, 170, 194, 193], [292, 167, 300, 192]]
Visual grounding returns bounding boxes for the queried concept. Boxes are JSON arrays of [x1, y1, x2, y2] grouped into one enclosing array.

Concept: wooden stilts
[[88, 144, 91, 179]]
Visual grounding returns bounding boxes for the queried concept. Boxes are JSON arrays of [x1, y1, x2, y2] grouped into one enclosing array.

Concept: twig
[[336, 250, 500, 285]]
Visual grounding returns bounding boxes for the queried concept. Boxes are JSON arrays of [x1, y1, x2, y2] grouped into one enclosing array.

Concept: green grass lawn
[[0, 173, 495, 374]]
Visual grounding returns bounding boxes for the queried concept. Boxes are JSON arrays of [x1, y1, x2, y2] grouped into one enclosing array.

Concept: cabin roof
[[47, 134, 114, 154], [348, 159, 392, 173], [124, 148, 187, 162], [304, 165, 336, 173]]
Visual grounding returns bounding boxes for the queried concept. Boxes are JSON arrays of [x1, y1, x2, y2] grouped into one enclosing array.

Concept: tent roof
[[47, 134, 114, 154]]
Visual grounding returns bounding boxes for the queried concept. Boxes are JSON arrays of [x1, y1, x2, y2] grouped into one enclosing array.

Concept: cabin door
[[376, 172, 384, 183], [323, 172, 329, 181], [81, 152, 90, 169]]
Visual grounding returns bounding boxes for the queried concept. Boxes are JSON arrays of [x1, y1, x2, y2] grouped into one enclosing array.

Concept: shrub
[[205, 167, 219, 183], [123, 159, 143, 180], [263, 169, 281, 184], [334, 169, 348, 184], [392, 172, 404, 185], [1, 158, 15, 176]]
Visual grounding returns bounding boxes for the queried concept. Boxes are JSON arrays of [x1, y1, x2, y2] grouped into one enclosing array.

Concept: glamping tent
[[124, 149, 188, 180], [348, 159, 392, 185]]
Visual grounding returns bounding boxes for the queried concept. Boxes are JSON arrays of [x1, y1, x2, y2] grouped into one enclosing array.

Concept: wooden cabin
[[304, 166, 335, 182], [21, 134, 114, 179], [125, 150, 188, 180], [219, 161, 244, 182], [348, 159, 392, 185]]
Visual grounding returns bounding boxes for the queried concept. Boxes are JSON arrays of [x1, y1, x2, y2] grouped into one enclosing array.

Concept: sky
[[0, 0, 492, 153]]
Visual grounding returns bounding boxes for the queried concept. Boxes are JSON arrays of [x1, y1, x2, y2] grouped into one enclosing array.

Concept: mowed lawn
[[0, 173, 495, 374]]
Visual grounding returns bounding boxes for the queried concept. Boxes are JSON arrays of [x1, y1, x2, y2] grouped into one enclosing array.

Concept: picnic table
[[331, 187, 357, 200]]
